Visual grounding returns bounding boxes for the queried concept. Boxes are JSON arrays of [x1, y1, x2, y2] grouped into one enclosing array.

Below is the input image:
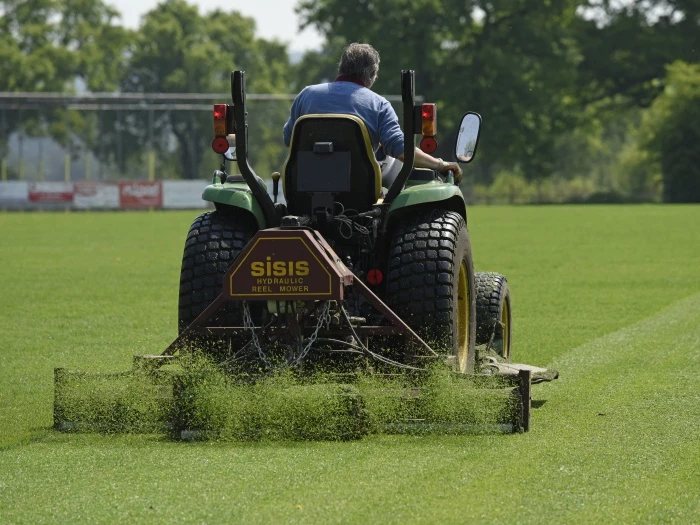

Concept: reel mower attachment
[[53, 67, 558, 439], [164, 226, 437, 363]]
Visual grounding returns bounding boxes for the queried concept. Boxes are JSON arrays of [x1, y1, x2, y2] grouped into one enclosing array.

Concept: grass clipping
[[359, 369, 521, 435], [174, 364, 368, 441], [54, 358, 521, 440], [53, 369, 173, 433]]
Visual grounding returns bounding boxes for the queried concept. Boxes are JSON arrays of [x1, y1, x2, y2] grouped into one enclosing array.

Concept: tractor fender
[[202, 183, 267, 229], [384, 183, 468, 232]]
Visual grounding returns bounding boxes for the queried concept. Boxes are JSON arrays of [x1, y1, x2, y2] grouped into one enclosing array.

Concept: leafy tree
[[640, 61, 700, 202], [296, 0, 584, 182], [118, 0, 292, 179], [573, 0, 699, 108], [0, 0, 129, 167], [292, 37, 347, 91], [296, 0, 700, 192]]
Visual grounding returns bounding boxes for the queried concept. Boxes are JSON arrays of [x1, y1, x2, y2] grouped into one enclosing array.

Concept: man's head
[[338, 43, 380, 88]]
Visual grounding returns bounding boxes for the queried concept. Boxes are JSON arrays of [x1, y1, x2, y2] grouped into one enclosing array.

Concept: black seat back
[[283, 114, 381, 214]]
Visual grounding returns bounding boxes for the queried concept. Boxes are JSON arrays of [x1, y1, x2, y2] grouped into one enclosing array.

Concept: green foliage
[[638, 61, 700, 202], [470, 172, 605, 204], [111, 0, 293, 179], [0, 0, 129, 156], [291, 37, 347, 90], [296, 0, 700, 188], [573, 0, 699, 106], [488, 170, 533, 204], [297, 0, 584, 179], [3, 0, 699, 189]]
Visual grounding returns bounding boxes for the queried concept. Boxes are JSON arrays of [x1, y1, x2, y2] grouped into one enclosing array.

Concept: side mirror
[[454, 112, 482, 163]]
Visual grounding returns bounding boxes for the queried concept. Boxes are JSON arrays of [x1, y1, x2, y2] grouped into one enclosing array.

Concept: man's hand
[[397, 147, 464, 184], [437, 159, 463, 183]]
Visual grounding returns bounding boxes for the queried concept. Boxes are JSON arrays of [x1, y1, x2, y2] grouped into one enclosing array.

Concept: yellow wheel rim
[[501, 295, 511, 359], [456, 261, 469, 371]]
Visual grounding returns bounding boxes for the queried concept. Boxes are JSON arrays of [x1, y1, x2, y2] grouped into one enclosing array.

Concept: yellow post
[[1, 159, 6, 181], [64, 154, 70, 182], [148, 150, 155, 182], [85, 156, 91, 181]]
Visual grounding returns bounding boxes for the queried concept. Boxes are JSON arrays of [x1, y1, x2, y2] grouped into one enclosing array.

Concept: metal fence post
[[1, 108, 7, 181], [38, 134, 45, 181], [18, 120, 24, 180], [148, 108, 155, 181]]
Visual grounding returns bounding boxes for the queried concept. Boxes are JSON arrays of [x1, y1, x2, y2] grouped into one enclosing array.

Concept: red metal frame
[[163, 228, 437, 358]]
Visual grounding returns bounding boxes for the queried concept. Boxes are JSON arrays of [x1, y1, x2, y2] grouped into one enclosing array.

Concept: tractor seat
[[282, 114, 382, 215]]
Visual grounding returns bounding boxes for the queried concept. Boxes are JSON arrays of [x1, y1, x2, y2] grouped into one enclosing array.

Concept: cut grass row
[[1, 206, 699, 523]]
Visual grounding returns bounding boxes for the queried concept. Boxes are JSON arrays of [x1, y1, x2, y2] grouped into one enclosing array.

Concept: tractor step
[[481, 355, 559, 384]]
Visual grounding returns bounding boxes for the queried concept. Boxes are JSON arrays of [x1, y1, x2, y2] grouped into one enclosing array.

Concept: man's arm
[[376, 98, 463, 182], [397, 148, 463, 182]]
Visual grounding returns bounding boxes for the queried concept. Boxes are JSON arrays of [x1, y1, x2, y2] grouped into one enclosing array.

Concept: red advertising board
[[28, 182, 74, 203], [119, 181, 162, 208]]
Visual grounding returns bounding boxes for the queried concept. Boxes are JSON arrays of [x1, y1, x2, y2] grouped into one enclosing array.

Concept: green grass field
[[1, 206, 699, 523]]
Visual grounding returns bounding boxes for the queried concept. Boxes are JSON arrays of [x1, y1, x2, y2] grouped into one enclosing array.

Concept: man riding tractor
[[176, 54, 512, 376]]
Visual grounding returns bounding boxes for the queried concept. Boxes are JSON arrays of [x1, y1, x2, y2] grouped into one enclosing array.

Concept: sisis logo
[[250, 256, 309, 277]]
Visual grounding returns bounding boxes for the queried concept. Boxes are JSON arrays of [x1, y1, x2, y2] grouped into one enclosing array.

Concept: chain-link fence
[[0, 93, 408, 184], [2, 92, 658, 205]]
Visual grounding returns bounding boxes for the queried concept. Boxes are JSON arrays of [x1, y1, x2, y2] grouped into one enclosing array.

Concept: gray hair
[[338, 43, 380, 87]]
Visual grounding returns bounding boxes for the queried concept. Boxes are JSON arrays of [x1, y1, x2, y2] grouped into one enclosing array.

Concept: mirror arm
[[383, 70, 416, 205], [231, 71, 279, 227]]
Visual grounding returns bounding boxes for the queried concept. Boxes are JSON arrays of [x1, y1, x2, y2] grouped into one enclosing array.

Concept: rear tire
[[178, 210, 257, 341], [475, 272, 512, 359], [386, 209, 477, 372]]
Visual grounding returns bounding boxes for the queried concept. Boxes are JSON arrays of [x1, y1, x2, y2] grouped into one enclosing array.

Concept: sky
[[111, 0, 325, 53]]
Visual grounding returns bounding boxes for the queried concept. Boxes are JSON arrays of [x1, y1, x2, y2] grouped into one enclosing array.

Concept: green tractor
[[53, 70, 558, 438], [175, 69, 513, 374]]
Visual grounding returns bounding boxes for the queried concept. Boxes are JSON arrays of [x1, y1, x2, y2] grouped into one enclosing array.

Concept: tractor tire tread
[[178, 210, 257, 332], [474, 271, 510, 351], [386, 209, 474, 362]]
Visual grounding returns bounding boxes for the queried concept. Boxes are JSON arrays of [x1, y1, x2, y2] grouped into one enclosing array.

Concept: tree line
[[2, 0, 698, 201]]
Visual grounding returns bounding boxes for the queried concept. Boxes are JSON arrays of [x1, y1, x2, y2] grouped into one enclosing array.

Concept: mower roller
[[54, 70, 557, 439]]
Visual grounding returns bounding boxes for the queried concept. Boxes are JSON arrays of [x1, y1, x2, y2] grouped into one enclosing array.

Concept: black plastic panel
[[297, 152, 352, 193]]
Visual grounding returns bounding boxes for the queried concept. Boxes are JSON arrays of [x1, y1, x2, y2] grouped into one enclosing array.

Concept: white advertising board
[[0, 181, 29, 207], [73, 182, 120, 209], [162, 180, 209, 209]]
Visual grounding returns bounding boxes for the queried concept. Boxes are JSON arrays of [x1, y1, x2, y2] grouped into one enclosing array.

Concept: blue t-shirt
[[282, 81, 405, 159]]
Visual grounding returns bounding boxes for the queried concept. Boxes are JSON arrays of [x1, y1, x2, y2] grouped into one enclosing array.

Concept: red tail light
[[421, 103, 437, 137], [214, 104, 227, 137], [213, 104, 227, 121]]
